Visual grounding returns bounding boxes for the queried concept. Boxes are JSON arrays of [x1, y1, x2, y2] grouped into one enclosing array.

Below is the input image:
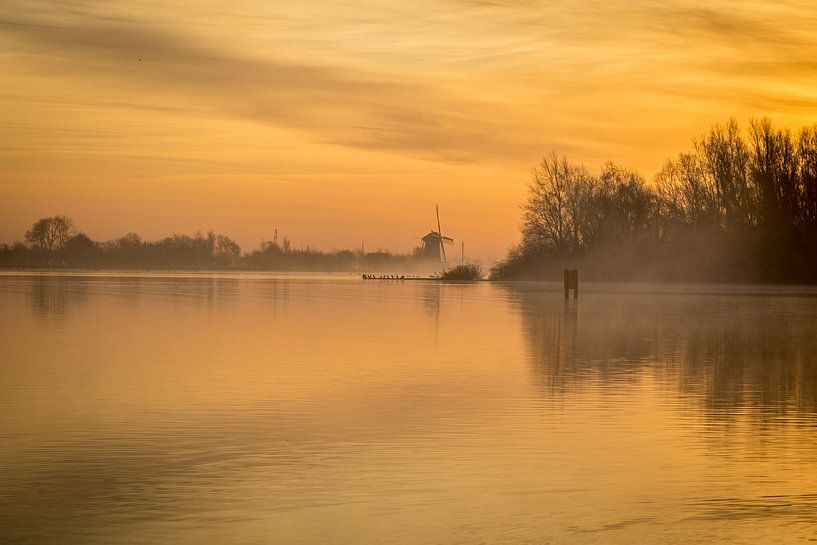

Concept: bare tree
[[25, 216, 76, 265], [656, 152, 720, 225], [52, 216, 76, 250], [749, 118, 799, 230], [215, 234, 241, 265], [798, 125, 817, 230], [523, 153, 589, 256], [696, 119, 754, 229], [596, 162, 656, 241]]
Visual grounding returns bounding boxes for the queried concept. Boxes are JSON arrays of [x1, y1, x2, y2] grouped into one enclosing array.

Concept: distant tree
[[215, 235, 240, 257], [25, 216, 76, 265], [118, 232, 143, 248], [214, 234, 241, 266], [64, 233, 100, 267], [0, 242, 32, 267], [3, 219, 415, 272]]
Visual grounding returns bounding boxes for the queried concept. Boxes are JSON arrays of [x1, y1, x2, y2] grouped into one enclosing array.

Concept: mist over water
[[2, 273, 816, 544]]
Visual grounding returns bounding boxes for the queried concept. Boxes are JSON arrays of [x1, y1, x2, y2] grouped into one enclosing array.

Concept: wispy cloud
[[4, 0, 817, 164], [1, 11, 536, 162]]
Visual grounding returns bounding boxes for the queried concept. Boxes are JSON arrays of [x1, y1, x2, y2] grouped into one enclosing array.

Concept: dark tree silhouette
[[494, 118, 817, 283], [25, 216, 76, 266], [63, 233, 101, 266]]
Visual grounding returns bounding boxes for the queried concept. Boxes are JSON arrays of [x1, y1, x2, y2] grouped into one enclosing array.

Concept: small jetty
[[361, 274, 437, 281]]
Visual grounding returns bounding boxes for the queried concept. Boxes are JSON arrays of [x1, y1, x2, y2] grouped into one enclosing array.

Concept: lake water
[[2, 272, 817, 544]]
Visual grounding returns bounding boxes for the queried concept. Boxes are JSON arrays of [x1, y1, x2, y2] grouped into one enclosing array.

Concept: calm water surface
[[2, 272, 817, 544]]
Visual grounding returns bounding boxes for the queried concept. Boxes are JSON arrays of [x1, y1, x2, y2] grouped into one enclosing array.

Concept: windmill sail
[[436, 204, 447, 263]]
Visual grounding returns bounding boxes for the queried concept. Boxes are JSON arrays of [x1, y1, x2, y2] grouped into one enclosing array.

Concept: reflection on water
[[507, 284, 817, 417], [27, 276, 90, 320], [1, 273, 816, 545]]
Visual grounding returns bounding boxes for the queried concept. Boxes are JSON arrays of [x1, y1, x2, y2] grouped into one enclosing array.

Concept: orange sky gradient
[[1, 0, 816, 259]]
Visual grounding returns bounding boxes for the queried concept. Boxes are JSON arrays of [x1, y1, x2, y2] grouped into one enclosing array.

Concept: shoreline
[[2, 267, 817, 290]]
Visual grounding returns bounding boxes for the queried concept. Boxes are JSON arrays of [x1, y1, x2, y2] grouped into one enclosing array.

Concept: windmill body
[[419, 205, 454, 263], [420, 231, 453, 261]]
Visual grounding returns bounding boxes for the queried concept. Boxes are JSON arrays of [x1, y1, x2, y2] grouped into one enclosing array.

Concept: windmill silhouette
[[420, 205, 454, 263]]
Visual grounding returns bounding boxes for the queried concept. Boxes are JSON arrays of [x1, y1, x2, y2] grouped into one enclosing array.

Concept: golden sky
[[1, 0, 816, 258]]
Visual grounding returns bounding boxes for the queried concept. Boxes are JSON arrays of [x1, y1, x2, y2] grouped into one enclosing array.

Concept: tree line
[[492, 118, 817, 283], [0, 217, 416, 271]]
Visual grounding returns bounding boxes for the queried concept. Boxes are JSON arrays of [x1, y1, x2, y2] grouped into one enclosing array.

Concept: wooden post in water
[[563, 269, 569, 299], [563, 269, 578, 299]]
